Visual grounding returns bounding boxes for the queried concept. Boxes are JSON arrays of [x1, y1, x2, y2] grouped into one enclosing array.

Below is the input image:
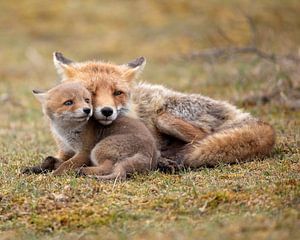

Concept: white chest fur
[[51, 123, 85, 153]]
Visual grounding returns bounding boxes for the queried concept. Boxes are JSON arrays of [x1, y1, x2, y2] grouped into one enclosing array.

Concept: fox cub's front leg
[[22, 151, 71, 174], [77, 160, 114, 176], [52, 153, 89, 176], [22, 156, 62, 174], [156, 112, 208, 143]]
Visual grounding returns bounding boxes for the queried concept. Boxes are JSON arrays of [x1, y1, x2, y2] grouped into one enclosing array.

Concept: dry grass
[[0, 1, 299, 239]]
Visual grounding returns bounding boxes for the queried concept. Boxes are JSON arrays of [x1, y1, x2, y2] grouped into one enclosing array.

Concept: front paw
[[22, 155, 59, 175], [52, 169, 65, 176], [74, 167, 87, 177], [157, 157, 184, 173], [41, 156, 58, 169], [21, 166, 49, 174], [75, 165, 91, 177]]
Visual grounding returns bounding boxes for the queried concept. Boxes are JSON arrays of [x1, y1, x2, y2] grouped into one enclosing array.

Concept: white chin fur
[[99, 120, 113, 125], [74, 117, 90, 122]]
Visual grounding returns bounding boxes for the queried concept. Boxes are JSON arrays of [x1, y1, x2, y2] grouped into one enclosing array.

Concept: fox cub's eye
[[63, 100, 73, 106], [113, 90, 123, 96], [85, 98, 90, 104]]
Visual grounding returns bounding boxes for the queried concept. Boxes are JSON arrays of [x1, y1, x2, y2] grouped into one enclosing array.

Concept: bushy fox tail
[[182, 121, 276, 167]]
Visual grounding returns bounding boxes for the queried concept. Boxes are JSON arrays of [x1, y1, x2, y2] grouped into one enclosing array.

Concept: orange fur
[[183, 121, 276, 167], [23, 82, 158, 179], [52, 53, 276, 170]]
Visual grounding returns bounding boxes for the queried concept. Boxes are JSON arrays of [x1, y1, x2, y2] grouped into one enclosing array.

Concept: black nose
[[101, 107, 113, 117], [83, 108, 91, 115]]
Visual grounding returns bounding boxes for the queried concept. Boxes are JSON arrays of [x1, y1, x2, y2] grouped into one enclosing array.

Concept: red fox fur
[[51, 52, 275, 169], [22, 82, 158, 180]]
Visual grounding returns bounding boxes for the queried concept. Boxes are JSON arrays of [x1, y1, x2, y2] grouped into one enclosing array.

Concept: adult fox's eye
[[85, 98, 90, 103], [63, 100, 73, 106], [113, 90, 123, 96]]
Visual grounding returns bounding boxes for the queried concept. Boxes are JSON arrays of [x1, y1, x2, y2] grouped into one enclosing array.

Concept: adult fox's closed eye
[[53, 52, 276, 168]]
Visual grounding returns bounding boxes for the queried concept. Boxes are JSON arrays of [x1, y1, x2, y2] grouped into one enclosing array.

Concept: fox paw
[[157, 157, 184, 174], [21, 166, 50, 174], [41, 156, 59, 170], [74, 168, 87, 177], [22, 155, 58, 175], [91, 174, 126, 182]]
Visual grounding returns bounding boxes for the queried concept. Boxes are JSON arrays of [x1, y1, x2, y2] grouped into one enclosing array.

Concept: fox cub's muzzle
[[83, 108, 91, 115]]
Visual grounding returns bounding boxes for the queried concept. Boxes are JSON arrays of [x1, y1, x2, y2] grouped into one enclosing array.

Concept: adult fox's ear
[[32, 89, 47, 104], [122, 56, 146, 82], [53, 52, 75, 80]]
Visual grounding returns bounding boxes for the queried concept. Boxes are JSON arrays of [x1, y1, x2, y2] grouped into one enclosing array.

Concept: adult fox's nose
[[83, 108, 91, 115], [101, 107, 113, 117]]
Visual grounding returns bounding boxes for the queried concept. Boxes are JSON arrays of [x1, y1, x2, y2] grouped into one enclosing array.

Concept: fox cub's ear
[[32, 89, 47, 103], [122, 56, 146, 82], [53, 52, 75, 80]]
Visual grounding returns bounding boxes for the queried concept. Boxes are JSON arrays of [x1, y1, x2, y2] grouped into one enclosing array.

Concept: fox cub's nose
[[83, 108, 91, 115], [101, 107, 113, 117]]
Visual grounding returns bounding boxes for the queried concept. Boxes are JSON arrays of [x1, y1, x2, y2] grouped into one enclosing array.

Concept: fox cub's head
[[52, 52, 145, 125], [33, 82, 92, 125]]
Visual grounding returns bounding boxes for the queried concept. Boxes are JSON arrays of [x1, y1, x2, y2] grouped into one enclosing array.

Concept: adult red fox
[[52, 52, 275, 169]]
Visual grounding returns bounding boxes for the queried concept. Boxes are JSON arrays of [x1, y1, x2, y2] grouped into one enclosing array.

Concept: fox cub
[[22, 82, 158, 180], [51, 52, 276, 169]]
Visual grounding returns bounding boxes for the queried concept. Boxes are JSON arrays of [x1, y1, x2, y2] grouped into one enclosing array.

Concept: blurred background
[[0, 2, 299, 237], [0, 0, 299, 140]]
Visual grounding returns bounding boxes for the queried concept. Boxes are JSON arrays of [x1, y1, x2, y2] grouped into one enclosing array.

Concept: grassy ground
[[0, 1, 299, 239]]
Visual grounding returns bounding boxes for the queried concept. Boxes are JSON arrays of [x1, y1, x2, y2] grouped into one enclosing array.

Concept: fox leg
[[21, 151, 71, 174], [77, 160, 113, 176], [156, 112, 208, 143], [22, 156, 60, 174], [51, 151, 74, 169], [91, 153, 153, 181], [52, 153, 89, 176], [181, 121, 276, 167]]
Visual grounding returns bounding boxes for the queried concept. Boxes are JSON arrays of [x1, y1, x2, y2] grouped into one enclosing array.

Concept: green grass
[[0, 1, 299, 239]]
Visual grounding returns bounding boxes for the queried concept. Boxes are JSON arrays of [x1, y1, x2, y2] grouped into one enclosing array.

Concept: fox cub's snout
[[33, 82, 92, 123]]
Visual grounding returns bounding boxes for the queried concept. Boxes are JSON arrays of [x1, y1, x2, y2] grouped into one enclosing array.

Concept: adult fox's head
[[52, 52, 145, 125], [33, 82, 92, 125]]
